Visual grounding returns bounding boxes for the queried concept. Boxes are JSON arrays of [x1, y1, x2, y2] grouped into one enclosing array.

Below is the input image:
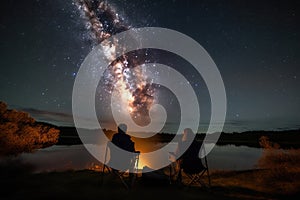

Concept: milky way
[[75, 0, 155, 125]]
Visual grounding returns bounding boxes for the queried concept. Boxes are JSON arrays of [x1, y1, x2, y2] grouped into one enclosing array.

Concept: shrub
[[0, 101, 59, 156], [256, 136, 300, 195]]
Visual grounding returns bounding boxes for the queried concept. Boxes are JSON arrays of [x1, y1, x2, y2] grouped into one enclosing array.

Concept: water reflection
[[19, 143, 262, 173]]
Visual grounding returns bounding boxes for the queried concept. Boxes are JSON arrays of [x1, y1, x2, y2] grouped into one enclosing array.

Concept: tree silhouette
[[0, 101, 59, 156]]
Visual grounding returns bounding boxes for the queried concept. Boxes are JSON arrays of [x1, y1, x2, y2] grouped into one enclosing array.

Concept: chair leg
[[113, 170, 130, 190], [177, 169, 183, 186], [185, 169, 210, 188], [168, 163, 177, 184], [100, 164, 107, 185], [101, 166, 130, 190], [130, 172, 139, 188], [119, 175, 130, 190], [206, 168, 211, 187], [187, 174, 197, 186]]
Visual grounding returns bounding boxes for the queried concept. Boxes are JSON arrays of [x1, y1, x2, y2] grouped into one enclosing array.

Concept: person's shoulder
[[112, 132, 118, 137], [113, 132, 131, 140], [112, 132, 121, 139], [122, 133, 131, 139], [191, 140, 202, 149], [194, 139, 203, 145]]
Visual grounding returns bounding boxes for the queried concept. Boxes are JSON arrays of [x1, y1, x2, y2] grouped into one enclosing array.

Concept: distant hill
[[54, 124, 300, 149], [198, 129, 300, 149]]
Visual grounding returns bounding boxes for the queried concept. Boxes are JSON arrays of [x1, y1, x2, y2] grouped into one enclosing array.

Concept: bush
[[258, 136, 300, 169], [0, 101, 60, 156], [256, 136, 300, 195]]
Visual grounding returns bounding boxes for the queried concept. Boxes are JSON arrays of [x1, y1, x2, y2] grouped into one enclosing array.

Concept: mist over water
[[18, 143, 262, 173]]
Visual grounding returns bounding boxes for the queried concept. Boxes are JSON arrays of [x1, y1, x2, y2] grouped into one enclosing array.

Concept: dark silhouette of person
[[111, 123, 135, 152], [109, 123, 140, 171], [109, 123, 140, 188], [169, 128, 204, 183], [175, 128, 201, 160]]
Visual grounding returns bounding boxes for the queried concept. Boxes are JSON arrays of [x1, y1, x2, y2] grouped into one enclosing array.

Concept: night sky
[[0, 0, 299, 132]]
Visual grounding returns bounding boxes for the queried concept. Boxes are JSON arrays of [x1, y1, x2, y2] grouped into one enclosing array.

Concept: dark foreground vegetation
[[0, 162, 298, 200]]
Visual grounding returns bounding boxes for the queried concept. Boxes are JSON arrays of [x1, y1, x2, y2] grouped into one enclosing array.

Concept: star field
[[0, 0, 299, 131]]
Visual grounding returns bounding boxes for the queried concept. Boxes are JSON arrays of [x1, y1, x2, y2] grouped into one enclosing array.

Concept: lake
[[18, 143, 263, 173]]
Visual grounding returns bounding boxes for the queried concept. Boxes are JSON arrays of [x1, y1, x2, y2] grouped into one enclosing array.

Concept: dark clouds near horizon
[[0, 0, 299, 131]]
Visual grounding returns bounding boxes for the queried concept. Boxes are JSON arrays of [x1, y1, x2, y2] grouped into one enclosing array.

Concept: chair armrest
[[168, 152, 177, 157], [168, 152, 177, 162]]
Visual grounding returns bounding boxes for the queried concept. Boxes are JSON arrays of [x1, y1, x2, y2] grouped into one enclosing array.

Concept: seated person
[[109, 123, 140, 172], [111, 123, 136, 152], [169, 128, 204, 182]]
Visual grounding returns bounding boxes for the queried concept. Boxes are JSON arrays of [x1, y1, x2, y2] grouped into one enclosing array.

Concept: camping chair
[[101, 141, 140, 189], [168, 141, 211, 188]]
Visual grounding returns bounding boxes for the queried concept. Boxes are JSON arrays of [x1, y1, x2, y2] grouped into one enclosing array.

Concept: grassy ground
[[1, 167, 299, 200], [0, 169, 222, 200], [211, 169, 300, 200]]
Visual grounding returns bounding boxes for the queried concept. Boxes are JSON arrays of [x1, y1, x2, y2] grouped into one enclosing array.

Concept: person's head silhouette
[[118, 123, 127, 134], [182, 128, 195, 142]]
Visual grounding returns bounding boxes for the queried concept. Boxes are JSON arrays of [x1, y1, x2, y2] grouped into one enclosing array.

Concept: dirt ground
[[1, 168, 299, 200]]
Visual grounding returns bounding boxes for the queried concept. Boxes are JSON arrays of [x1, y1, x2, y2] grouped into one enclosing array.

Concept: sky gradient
[[0, 0, 299, 132]]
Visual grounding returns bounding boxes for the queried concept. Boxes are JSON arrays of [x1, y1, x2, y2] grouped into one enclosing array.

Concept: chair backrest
[[105, 141, 138, 172], [180, 140, 207, 174]]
